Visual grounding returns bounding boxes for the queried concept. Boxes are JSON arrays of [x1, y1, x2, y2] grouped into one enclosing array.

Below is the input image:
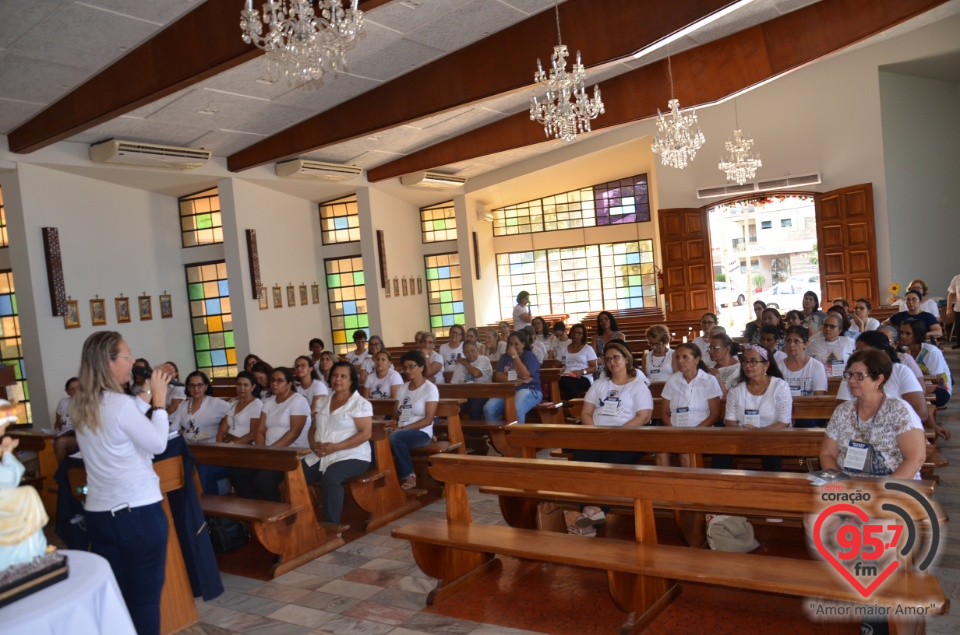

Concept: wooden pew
[[437, 383, 518, 456], [8, 429, 58, 518], [394, 454, 945, 635], [347, 420, 422, 532], [188, 443, 344, 577]]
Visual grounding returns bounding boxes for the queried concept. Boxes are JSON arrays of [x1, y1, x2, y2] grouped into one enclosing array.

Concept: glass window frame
[[319, 194, 361, 245], [179, 187, 223, 248], [184, 260, 237, 378]]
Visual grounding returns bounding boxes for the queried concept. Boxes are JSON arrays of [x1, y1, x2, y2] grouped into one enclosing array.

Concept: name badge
[[828, 361, 844, 377], [674, 406, 690, 427], [650, 368, 660, 376], [744, 408, 760, 427], [788, 380, 802, 397], [843, 440, 870, 472], [398, 406, 415, 426], [507, 369, 518, 381], [601, 399, 620, 417]]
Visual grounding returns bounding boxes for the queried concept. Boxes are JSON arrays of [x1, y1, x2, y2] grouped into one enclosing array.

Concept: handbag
[[536, 502, 566, 533], [206, 516, 249, 552]]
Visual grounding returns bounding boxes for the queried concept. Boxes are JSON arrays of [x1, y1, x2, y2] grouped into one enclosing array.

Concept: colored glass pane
[[319, 195, 360, 245], [185, 261, 236, 377], [325, 256, 369, 355], [179, 188, 223, 247]]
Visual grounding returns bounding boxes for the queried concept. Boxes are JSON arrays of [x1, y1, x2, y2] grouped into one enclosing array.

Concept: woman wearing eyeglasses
[[900, 319, 952, 408], [644, 324, 677, 384], [567, 342, 653, 536], [805, 313, 855, 378], [558, 323, 597, 401], [217, 371, 263, 444], [174, 371, 231, 443], [658, 343, 723, 468], [779, 326, 828, 428], [713, 346, 792, 471], [820, 349, 925, 478], [358, 335, 385, 384], [692, 313, 718, 366], [896, 279, 940, 319], [390, 351, 439, 490], [885, 290, 943, 339], [707, 333, 741, 397], [419, 332, 445, 384]]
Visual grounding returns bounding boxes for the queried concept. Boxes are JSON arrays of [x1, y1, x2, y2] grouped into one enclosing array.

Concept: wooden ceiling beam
[[366, 0, 948, 182], [226, 0, 739, 171], [7, 0, 389, 154]]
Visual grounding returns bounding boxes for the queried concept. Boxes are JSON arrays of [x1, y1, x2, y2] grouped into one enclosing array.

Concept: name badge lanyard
[[649, 353, 666, 377], [744, 387, 768, 427], [674, 378, 693, 425], [844, 394, 886, 473]]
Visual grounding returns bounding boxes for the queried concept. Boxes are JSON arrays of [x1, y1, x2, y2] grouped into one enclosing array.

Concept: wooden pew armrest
[[349, 469, 391, 485], [200, 494, 302, 523]]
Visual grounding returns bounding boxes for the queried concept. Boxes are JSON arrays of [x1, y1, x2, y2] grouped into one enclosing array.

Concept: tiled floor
[[186, 348, 960, 635]]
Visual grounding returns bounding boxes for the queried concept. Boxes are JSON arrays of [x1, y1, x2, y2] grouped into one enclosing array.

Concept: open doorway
[[708, 194, 822, 332]]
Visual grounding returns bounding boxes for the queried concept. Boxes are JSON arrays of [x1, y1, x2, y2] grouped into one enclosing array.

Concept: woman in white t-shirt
[[707, 333, 740, 397], [358, 336, 385, 383], [513, 291, 533, 331], [658, 343, 722, 468], [294, 355, 329, 414], [548, 321, 571, 362], [438, 325, 465, 372], [805, 313, 855, 377], [558, 323, 597, 400], [175, 371, 232, 493], [305, 362, 372, 525], [851, 298, 881, 333], [644, 324, 677, 384], [364, 350, 403, 399], [390, 350, 440, 490], [217, 371, 263, 444], [901, 318, 952, 408], [485, 328, 505, 364], [53, 376, 80, 463], [567, 342, 654, 536], [419, 332, 446, 384], [692, 313, 719, 368], [451, 342, 493, 420], [779, 325, 829, 394]]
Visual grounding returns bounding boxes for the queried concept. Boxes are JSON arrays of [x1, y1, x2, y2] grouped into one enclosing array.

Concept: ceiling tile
[[8, 2, 159, 70], [271, 72, 381, 112], [0, 98, 45, 134], [772, 0, 824, 15], [0, 0, 61, 50], [497, 0, 566, 16], [365, 0, 474, 36], [405, 0, 524, 53], [82, 0, 201, 25], [187, 129, 268, 156], [147, 88, 313, 136], [345, 22, 446, 80], [73, 115, 211, 147], [199, 57, 307, 101], [409, 107, 505, 137], [126, 89, 193, 119], [0, 54, 92, 104], [688, 1, 781, 44]]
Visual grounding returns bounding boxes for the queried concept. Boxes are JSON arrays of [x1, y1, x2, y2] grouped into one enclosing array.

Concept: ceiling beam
[[7, 0, 390, 155], [366, 0, 948, 182], [226, 0, 740, 171]]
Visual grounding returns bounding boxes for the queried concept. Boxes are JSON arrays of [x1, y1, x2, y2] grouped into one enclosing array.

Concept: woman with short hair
[[217, 371, 263, 444], [390, 351, 439, 490], [513, 291, 533, 331], [658, 343, 722, 468], [484, 330, 542, 423], [644, 324, 677, 384], [805, 313, 855, 377], [438, 325, 465, 372], [707, 333, 741, 397], [897, 279, 940, 318], [364, 350, 403, 399], [885, 290, 942, 339]]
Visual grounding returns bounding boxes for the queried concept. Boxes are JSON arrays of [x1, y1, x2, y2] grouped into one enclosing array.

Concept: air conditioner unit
[[696, 172, 821, 199], [400, 171, 466, 189], [89, 139, 211, 170], [275, 159, 363, 181]]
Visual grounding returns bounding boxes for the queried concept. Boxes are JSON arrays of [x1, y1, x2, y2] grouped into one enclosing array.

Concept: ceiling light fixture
[[651, 56, 704, 169], [529, 1, 604, 143], [240, 0, 364, 85], [718, 99, 761, 185]]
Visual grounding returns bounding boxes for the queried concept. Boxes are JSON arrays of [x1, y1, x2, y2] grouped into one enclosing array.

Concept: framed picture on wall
[[64, 300, 80, 329], [286, 284, 296, 307], [393, 277, 399, 296], [159, 294, 173, 318], [115, 297, 131, 323], [273, 285, 282, 308], [299, 284, 308, 306], [138, 295, 152, 321], [417, 276, 423, 295], [311, 283, 320, 304], [90, 299, 106, 326], [402, 277, 408, 296], [259, 287, 268, 310]]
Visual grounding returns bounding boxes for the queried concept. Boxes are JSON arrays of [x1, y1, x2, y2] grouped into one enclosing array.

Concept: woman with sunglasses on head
[[217, 371, 263, 445], [557, 323, 596, 401], [900, 318, 952, 408], [820, 349, 925, 479], [484, 330, 542, 423], [644, 324, 677, 384], [364, 350, 403, 399], [567, 342, 653, 536], [713, 345, 792, 471], [692, 313, 719, 367], [594, 311, 624, 378], [390, 351, 439, 490], [438, 325, 465, 373], [707, 333, 741, 397], [805, 313, 855, 378], [885, 290, 942, 339], [851, 298, 880, 334], [658, 343, 723, 468]]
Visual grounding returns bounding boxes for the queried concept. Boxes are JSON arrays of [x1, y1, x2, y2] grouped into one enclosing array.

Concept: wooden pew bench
[[393, 454, 946, 635], [189, 443, 344, 577], [8, 429, 58, 518], [437, 383, 518, 456]]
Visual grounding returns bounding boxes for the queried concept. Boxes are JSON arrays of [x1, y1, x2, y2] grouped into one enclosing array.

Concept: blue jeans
[[388, 428, 431, 479], [483, 387, 542, 423], [303, 458, 370, 523], [85, 501, 168, 635]]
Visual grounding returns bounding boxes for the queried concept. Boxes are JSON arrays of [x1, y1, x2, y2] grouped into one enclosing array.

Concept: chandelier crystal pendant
[[240, 0, 364, 85], [718, 101, 761, 185], [651, 57, 704, 169], [529, 2, 604, 143]]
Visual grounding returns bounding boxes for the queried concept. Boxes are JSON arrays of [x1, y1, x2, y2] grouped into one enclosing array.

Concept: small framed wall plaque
[[138, 295, 152, 321], [417, 276, 423, 295], [402, 277, 408, 296], [311, 283, 320, 304], [299, 284, 308, 306], [259, 287, 268, 310], [116, 296, 131, 323], [286, 284, 296, 307], [64, 300, 80, 329], [273, 285, 282, 308], [159, 294, 173, 318], [90, 298, 106, 326], [393, 277, 399, 296]]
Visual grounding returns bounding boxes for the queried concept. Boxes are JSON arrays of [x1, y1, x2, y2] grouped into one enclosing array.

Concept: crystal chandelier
[[240, 0, 364, 85], [529, 2, 604, 143], [651, 57, 704, 169], [718, 101, 761, 185]]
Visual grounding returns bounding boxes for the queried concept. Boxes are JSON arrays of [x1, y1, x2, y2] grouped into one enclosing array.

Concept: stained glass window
[[0, 186, 8, 248], [185, 261, 236, 378], [319, 195, 360, 244], [424, 253, 463, 336], [179, 187, 223, 248], [420, 201, 457, 243], [0, 271, 30, 424], [326, 256, 368, 355], [496, 240, 656, 317]]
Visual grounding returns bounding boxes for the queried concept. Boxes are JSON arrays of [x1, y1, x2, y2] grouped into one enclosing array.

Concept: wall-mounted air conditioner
[[89, 139, 211, 170], [400, 171, 466, 189], [275, 159, 363, 181], [696, 172, 821, 199]]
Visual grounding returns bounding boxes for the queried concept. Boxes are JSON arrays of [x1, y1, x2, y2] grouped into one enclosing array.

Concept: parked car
[[756, 281, 821, 310], [714, 281, 746, 307]]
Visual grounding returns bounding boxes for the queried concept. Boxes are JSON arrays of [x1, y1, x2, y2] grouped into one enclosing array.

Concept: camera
[[132, 365, 153, 381]]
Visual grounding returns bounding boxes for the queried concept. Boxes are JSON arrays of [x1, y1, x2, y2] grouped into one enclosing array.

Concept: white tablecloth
[[0, 550, 136, 635]]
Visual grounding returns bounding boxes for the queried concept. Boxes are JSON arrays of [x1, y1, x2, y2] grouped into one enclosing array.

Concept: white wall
[[879, 71, 960, 297]]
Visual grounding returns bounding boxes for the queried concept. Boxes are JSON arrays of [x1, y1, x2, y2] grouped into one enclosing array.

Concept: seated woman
[[800, 291, 828, 333], [346, 330, 371, 368], [851, 298, 880, 333], [308, 338, 325, 375], [805, 313, 855, 377], [419, 332, 445, 384], [779, 325, 828, 402], [365, 350, 403, 399], [819, 349, 925, 479], [250, 360, 273, 400], [358, 335, 385, 383], [438, 325, 465, 372], [644, 324, 677, 384], [230, 367, 311, 501], [557, 323, 597, 401], [485, 328, 505, 364], [885, 290, 943, 339], [594, 311, 624, 378], [757, 325, 785, 368], [294, 355, 328, 414], [900, 318, 952, 408], [707, 333, 741, 397], [451, 341, 494, 420], [175, 371, 231, 493], [567, 342, 653, 537], [390, 351, 439, 490], [692, 313, 718, 366], [464, 328, 482, 355], [243, 354, 262, 374], [525, 326, 548, 363], [305, 361, 372, 527], [548, 321, 570, 362], [531, 317, 552, 349], [742, 300, 766, 342], [483, 330, 542, 423], [784, 310, 804, 329], [878, 324, 925, 381], [827, 304, 856, 337], [897, 278, 940, 319], [657, 343, 723, 468], [497, 321, 512, 349], [217, 371, 263, 444], [713, 346, 792, 472], [53, 376, 80, 463], [754, 308, 784, 347], [163, 361, 186, 415], [317, 351, 336, 387]]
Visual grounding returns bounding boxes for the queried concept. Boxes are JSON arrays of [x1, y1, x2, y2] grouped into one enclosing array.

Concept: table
[[0, 550, 136, 635]]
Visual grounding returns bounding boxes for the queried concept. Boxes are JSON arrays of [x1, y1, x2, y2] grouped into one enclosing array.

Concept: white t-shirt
[[858, 317, 881, 332], [224, 398, 264, 439], [175, 396, 231, 442], [426, 350, 445, 384], [75, 392, 169, 511], [56, 396, 73, 431], [779, 356, 828, 396], [365, 368, 404, 399], [396, 380, 440, 438], [489, 340, 507, 364], [806, 334, 855, 377], [645, 348, 675, 383], [837, 363, 923, 401], [897, 297, 940, 319], [297, 380, 328, 408], [450, 355, 493, 384], [438, 343, 464, 371], [661, 369, 723, 427], [713, 363, 741, 390], [692, 336, 716, 368], [262, 393, 312, 447], [949, 274, 960, 311], [166, 384, 186, 410], [531, 340, 547, 364], [725, 377, 793, 428], [564, 344, 597, 384], [346, 349, 372, 367], [584, 375, 654, 427], [913, 343, 952, 395], [513, 304, 532, 331], [550, 338, 571, 363], [313, 390, 373, 472]]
